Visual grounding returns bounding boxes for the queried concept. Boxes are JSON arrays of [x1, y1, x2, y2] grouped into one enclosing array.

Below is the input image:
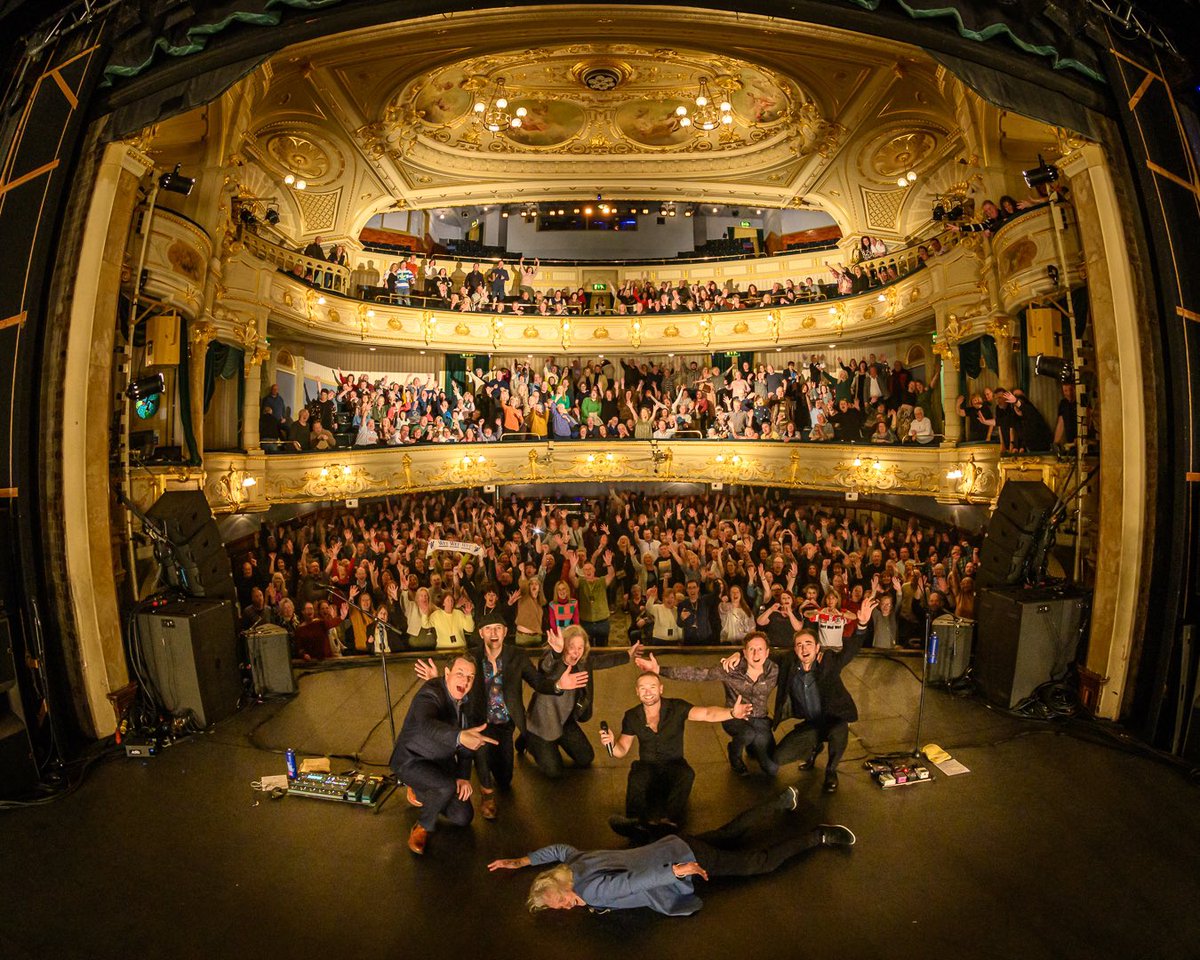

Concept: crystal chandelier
[[473, 78, 527, 133], [675, 77, 732, 132]]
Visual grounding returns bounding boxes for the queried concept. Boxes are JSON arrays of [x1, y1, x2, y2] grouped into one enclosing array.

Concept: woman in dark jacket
[[519, 625, 640, 779]]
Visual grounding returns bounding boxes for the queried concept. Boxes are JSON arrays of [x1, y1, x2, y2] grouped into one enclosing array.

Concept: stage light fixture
[[932, 202, 946, 221], [264, 207, 280, 225], [1034, 354, 1074, 382], [126, 373, 165, 420], [158, 164, 195, 197], [1022, 154, 1060, 189], [239, 207, 258, 226]]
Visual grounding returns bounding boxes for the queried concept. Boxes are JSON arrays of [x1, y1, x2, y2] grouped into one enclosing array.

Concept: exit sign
[[740, 220, 752, 227], [592, 282, 607, 291]]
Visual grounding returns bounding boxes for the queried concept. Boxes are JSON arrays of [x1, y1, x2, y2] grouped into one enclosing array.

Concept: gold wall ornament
[[304, 288, 320, 326], [732, 317, 749, 334], [630, 317, 643, 348], [560, 316, 572, 351], [986, 314, 1013, 340], [593, 326, 609, 339], [766, 310, 780, 342], [454, 320, 471, 336], [827, 303, 847, 338], [663, 324, 680, 338], [421, 310, 437, 344], [328, 307, 341, 324], [862, 304, 876, 321], [491, 315, 505, 349], [389, 316, 404, 332], [699, 314, 712, 347], [189, 318, 218, 353], [527, 446, 553, 480], [909, 285, 922, 304], [246, 344, 270, 368], [523, 324, 540, 339], [800, 315, 816, 329], [283, 291, 295, 308], [934, 313, 964, 370], [578, 450, 623, 476]]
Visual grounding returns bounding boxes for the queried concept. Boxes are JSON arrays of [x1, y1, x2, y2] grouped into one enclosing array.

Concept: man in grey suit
[[389, 655, 497, 855], [487, 787, 856, 915]]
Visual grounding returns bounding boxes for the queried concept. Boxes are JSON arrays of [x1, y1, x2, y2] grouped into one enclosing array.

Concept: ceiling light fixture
[[472, 77, 527, 133], [676, 76, 733, 132]]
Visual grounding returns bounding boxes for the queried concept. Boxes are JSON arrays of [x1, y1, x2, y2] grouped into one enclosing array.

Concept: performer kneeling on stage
[[600, 672, 752, 837], [723, 595, 876, 793], [487, 788, 856, 916], [389, 655, 497, 855]]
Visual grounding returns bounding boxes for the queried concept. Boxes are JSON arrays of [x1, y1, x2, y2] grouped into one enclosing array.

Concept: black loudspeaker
[[147, 491, 235, 600], [135, 599, 241, 727], [974, 587, 1089, 708], [245, 624, 296, 696], [0, 616, 38, 799], [977, 481, 1058, 587]]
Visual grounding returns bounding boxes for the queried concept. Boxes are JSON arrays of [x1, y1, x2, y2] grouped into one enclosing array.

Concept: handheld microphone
[[599, 721, 614, 757]]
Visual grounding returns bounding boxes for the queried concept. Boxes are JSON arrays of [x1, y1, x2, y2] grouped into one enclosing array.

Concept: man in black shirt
[[678, 579, 720, 645], [830, 399, 864, 442], [600, 672, 751, 836]]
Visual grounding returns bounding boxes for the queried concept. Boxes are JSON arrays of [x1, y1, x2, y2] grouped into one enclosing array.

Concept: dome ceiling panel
[[238, 6, 964, 235]]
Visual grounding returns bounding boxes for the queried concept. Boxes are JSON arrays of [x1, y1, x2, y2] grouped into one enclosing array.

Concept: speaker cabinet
[[0, 616, 38, 799], [245, 624, 296, 696], [978, 481, 1058, 588], [1026, 307, 1061, 357], [146, 491, 235, 600], [975, 587, 1089, 708], [135, 599, 241, 727], [144, 312, 180, 366]]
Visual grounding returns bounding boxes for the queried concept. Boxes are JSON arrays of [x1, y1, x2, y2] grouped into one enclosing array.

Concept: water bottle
[[286, 748, 298, 780], [927, 630, 939, 667]]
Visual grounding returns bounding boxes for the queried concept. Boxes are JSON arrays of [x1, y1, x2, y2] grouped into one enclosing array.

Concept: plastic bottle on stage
[[286, 748, 298, 780]]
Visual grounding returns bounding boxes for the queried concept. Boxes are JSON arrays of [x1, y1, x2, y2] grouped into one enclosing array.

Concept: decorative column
[[933, 310, 965, 443], [188, 316, 217, 458], [986, 313, 1016, 388], [239, 310, 270, 451]]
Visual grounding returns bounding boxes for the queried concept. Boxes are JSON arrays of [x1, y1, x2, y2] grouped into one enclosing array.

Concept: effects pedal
[[864, 758, 932, 789]]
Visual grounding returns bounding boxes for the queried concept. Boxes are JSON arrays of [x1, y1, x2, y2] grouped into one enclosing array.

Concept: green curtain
[[444, 353, 465, 396], [203, 341, 243, 412], [957, 334, 998, 395], [177, 316, 201, 466]]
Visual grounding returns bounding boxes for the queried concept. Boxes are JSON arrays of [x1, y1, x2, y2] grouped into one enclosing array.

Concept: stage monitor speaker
[[1026, 307, 1061, 357], [0, 616, 38, 799], [135, 599, 241, 727], [146, 491, 235, 600], [245, 624, 296, 696], [974, 587, 1088, 708], [977, 481, 1058, 587], [927, 615, 974, 685]]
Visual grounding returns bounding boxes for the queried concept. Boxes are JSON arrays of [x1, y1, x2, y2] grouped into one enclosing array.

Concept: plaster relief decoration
[[167, 240, 203, 282], [871, 131, 936, 179], [363, 44, 831, 197], [251, 122, 346, 187], [861, 187, 906, 232], [295, 187, 341, 234]]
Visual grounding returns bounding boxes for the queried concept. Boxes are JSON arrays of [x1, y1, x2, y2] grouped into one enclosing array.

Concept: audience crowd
[[229, 490, 982, 662], [258, 352, 966, 449]]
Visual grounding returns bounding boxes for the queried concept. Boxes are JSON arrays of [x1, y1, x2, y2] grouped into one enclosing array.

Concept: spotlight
[[932, 202, 946, 221], [1034, 354, 1074, 382], [158, 164, 195, 197], [264, 207, 280, 225], [126, 373, 165, 419], [1047, 264, 1060, 287], [239, 207, 258, 226], [1022, 154, 1060, 189]]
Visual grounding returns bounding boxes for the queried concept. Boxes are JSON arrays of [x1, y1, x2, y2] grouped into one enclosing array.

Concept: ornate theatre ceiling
[[154, 5, 1061, 242]]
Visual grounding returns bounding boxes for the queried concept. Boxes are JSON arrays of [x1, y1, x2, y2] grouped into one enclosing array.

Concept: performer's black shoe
[[608, 815, 651, 842], [728, 743, 749, 776], [799, 747, 820, 771], [822, 772, 839, 794], [817, 824, 856, 847], [778, 786, 800, 811]]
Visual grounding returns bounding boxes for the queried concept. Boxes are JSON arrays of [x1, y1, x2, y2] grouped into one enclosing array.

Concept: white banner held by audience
[[426, 539, 484, 558]]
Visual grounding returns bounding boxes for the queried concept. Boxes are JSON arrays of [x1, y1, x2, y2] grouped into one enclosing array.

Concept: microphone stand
[[328, 587, 403, 743], [913, 608, 931, 759]]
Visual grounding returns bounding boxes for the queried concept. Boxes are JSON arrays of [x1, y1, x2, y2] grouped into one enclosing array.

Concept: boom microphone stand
[[328, 587, 404, 743]]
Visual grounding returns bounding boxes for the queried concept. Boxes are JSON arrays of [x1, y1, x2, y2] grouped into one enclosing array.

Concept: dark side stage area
[[1, 649, 1197, 960]]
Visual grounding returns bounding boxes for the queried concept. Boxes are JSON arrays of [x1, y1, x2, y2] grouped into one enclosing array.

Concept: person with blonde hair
[[521, 625, 642, 779], [487, 788, 855, 915]]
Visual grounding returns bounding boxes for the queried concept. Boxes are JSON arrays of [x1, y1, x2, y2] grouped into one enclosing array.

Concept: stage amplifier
[[927, 615, 975, 685], [245, 624, 296, 696], [287, 772, 393, 809]]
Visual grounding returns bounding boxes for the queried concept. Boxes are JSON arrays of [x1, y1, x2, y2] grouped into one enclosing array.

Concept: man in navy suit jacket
[[390, 655, 497, 855]]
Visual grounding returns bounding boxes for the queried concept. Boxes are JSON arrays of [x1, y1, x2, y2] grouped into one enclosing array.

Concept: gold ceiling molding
[[295, 186, 341, 233], [249, 121, 347, 187]]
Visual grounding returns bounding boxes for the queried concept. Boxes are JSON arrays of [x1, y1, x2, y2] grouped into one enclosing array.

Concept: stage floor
[[2, 649, 1197, 960]]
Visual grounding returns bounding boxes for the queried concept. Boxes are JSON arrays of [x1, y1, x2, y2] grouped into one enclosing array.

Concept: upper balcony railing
[[144, 440, 1011, 515]]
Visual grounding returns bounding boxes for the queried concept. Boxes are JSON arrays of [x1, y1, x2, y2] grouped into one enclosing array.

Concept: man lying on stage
[[389, 655, 497, 855], [487, 788, 856, 916]]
